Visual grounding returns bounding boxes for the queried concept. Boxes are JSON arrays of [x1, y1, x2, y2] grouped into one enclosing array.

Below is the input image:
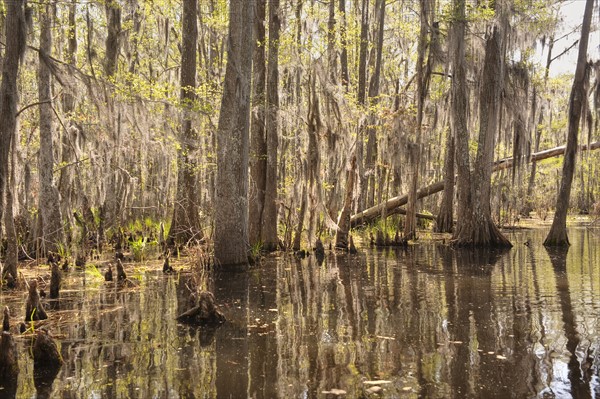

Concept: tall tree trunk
[[339, 0, 349, 89], [450, 0, 473, 244], [58, 0, 78, 242], [249, 0, 267, 247], [364, 0, 384, 209], [544, 0, 594, 247], [0, 0, 26, 281], [101, 0, 122, 237], [38, 4, 65, 255], [454, 19, 511, 247], [214, 0, 254, 268], [405, 0, 432, 240], [355, 0, 369, 211], [262, 0, 281, 251], [169, 0, 202, 246]]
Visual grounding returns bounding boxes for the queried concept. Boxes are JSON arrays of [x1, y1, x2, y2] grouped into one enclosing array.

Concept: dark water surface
[[2, 228, 600, 398]]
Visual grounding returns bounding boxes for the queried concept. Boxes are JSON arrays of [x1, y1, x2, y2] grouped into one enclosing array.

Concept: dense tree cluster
[[0, 0, 598, 274]]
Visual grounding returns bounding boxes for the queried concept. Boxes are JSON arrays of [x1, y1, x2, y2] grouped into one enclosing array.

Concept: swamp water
[[2, 228, 600, 398]]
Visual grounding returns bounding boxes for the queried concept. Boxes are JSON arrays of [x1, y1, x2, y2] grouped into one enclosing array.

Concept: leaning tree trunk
[[544, 0, 594, 247], [214, 0, 254, 268], [0, 0, 26, 281], [262, 0, 281, 251], [248, 0, 267, 247], [38, 6, 65, 255], [168, 0, 202, 246]]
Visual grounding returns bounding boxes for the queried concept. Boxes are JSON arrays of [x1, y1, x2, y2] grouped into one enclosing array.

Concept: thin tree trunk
[[339, 0, 349, 89], [168, 0, 202, 246], [58, 0, 78, 242], [38, 5, 65, 255], [249, 0, 267, 247], [355, 0, 369, 211], [214, 0, 254, 268], [436, 131, 454, 232], [364, 0, 384, 208], [405, 0, 432, 240], [544, 0, 594, 247], [262, 0, 281, 251], [0, 0, 26, 281], [335, 155, 356, 249]]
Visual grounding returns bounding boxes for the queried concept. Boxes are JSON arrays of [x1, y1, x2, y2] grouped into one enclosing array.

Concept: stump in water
[[61, 259, 69, 272], [177, 291, 226, 326], [49, 262, 61, 299], [163, 255, 175, 274], [116, 259, 127, 281], [32, 329, 63, 369], [0, 331, 19, 390], [25, 281, 48, 322], [349, 235, 358, 254], [3, 307, 9, 332], [104, 265, 113, 281], [32, 329, 62, 399]]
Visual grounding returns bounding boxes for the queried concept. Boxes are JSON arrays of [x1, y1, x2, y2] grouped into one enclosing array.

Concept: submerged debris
[[25, 280, 48, 322], [177, 291, 226, 326]]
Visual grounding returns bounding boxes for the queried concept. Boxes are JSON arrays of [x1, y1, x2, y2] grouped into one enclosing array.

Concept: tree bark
[[339, 0, 349, 89], [405, 0, 432, 240], [262, 0, 281, 251], [214, 0, 254, 268], [544, 0, 594, 247], [168, 0, 202, 246], [0, 0, 26, 281], [248, 0, 267, 247], [435, 131, 454, 232], [38, 6, 65, 255], [453, 8, 511, 247], [364, 0, 384, 209], [58, 0, 78, 242]]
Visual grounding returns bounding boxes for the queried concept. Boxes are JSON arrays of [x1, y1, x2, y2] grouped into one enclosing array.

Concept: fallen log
[[351, 141, 600, 227]]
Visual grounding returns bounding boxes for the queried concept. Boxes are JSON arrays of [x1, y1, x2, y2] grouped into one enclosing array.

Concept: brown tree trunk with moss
[[214, 0, 254, 268], [168, 0, 202, 247], [405, 0, 433, 241], [453, 20, 511, 247], [0, 0, 26, 282], [262, 0, 281, 251], [249, 0, 267, 247], [544, 0, 594, 247], [38, 6, 65, 255]]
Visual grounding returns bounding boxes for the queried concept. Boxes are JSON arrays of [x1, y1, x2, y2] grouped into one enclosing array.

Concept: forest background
[[0, 0, 599, 277]]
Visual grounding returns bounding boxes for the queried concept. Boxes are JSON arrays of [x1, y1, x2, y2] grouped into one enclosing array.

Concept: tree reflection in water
[[3, 228, 600, 397]]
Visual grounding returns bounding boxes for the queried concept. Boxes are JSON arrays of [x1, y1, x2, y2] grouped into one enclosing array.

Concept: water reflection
[[2, 228, 600, 397]]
